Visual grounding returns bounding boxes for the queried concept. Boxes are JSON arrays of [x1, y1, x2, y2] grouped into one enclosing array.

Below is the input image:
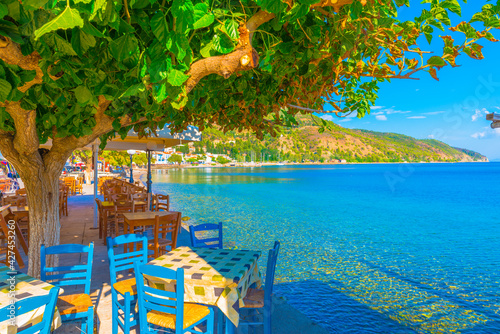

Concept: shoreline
[[147, 159, 490, 169]]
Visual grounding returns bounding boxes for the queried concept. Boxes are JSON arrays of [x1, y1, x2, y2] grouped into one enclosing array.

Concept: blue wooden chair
[[0, 286, 59, 334], [189, 222, 223, 249], [238, 241, 280, 334], [107, 233, 148, 334], [41, 243, 94, 334], [134, 263, 214, 334]]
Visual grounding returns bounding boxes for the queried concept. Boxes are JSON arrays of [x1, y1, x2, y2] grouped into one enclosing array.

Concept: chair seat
[[58, 293, 93, 315], [242, 288, 265, 308], [147, 303, 210, 330], [113, 278, 137, 296]]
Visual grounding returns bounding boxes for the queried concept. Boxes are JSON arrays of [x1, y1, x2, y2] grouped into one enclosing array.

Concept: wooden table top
[[122, 211, 178, 221]]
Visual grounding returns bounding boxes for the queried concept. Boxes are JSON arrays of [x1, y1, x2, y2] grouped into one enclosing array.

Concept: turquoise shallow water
[[151, 163, 500, 333]]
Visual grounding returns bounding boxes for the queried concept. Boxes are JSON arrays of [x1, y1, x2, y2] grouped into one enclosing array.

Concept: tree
[[216, 156, 231, 164], [101, 150, 129, 167], [187, 157, 198, 163], [168, 154, 183, 165], [1, 0, 499, 276]]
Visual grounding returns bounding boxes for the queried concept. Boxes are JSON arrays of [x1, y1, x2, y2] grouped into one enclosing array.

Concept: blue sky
[[320, 2, 500, 161]]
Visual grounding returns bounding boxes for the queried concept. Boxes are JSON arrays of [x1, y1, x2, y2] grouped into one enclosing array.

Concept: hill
[[192, 115, 488, 163]]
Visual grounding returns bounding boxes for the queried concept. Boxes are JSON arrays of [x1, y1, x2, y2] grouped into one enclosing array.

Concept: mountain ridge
[[195, 115, 488, 163]]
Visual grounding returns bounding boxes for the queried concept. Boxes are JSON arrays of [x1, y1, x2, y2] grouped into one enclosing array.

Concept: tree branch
[[185, 10, 275, 94]]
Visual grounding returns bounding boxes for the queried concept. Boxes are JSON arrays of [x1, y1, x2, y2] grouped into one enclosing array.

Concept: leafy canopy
[[0, 0, 499, 144]]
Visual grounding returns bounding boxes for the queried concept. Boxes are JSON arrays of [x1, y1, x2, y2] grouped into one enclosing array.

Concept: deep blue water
[[151, 163, 500, 333]]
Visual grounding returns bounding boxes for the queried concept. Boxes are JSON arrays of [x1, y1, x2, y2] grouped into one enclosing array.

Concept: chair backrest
[[106, 234, 148, 285], [16, 188, 26, 195], [134, 263, 185, 334], [0, 287, 60, 334], [189, 222, 223, 249], [264, 241, 280, 304], [111, 193, 130, 202], [41, 243, 94, 295], [153, 194, 170, 212], [155, 213, 181, 250]]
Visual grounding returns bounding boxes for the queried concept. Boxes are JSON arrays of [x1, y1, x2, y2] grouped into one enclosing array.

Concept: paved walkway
[[16, 189, 328, 334]]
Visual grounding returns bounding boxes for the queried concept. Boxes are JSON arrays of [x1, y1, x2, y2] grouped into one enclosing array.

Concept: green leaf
[[34, 5, 84, 40], [167, 69, 189, 86], [200, 41, 214, 58], [45, 34, 78, 55], [22, 0, 49, 11], [213, 31, 234, 54], [150, 11, 169, 44], [0, 79, 12, 101], [0, 4, 7, 19], [172, 0, 194, 32], [71, 27, 96, 56], [19, 70, 36, 83], [224, 20, 239, 40], [193, 13, 215, 30], [120, 83, 146, 98], [73, 85, 93, 105], [427, 56, 446, 67], [81, 22, 105, 37], [440, 0, 461, 16], [108, 34, 139, 62], [149, 58, 172, 83], [112, 119, 121, 131]]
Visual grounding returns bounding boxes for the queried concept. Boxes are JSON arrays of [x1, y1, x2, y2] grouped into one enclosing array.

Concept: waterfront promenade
[[13, 185, 328, 334]]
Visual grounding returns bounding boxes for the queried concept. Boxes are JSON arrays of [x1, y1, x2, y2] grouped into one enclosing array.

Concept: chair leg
[[206, 308, 214, 334], [112, 292, 118, 334], [216, 308, 224, 334], [263, 305, 271, 334], [124, 293, 131, 334], [83, 306, 94, 334]]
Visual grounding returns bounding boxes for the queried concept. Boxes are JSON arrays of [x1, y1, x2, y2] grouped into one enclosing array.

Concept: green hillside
[[192, 115, 488, 163]]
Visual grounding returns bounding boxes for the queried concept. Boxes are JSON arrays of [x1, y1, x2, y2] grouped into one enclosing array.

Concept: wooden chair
[[239, 241, 281, 334], [74, 177, 83, 195], [63, 177, 76, 196], [109, 200, 135, 237], [134, 264, 214, 334], [152, 194, 170, 212], [41, 243, 95, 334], [131, 192, 148, 212], [148, 212, 181, 259], [0, 286, 60, 334], [15, 188, 26, 196], [189, 222, 223, 249], [106, 234, 149, 334], [0, 204, 27, 268]]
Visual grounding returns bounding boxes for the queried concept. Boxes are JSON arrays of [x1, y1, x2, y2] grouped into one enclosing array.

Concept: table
[[0, 266, 62, 333], [148, 246, 262, 332], [121, 210, 179, 235], [99, 201, 149, 244]]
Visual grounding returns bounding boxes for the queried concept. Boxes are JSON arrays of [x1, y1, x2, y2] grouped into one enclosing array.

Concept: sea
[[150, 162, 500, 334]]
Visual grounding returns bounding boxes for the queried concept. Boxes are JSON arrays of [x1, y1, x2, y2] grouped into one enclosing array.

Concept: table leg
[[103, 215, 108, 245], [14, 219, 28, 254]]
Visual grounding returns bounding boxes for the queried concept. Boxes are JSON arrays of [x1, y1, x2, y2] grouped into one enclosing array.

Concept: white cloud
[[407, 116, 426, 119], [371, 111, 384, 115], [385, 108, 411, 114], [320, 115, 334, 122], [375, 115, 387, 121], [471, 131, 487, 139], [415, 89, 420, 92], [471, 108, 489, 122], [371, 106, 384, 110], [338, 118, 352, 123], [428, 134, 435, 139], [423, 111, 446, 115]]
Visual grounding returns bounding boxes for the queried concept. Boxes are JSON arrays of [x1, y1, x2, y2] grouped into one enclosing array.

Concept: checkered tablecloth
[[0, 266, 62, 333], [148, 246, 262, 326]]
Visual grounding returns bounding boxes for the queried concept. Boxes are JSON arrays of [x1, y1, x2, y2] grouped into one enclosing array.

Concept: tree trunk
[[21, 166, 61, 278]]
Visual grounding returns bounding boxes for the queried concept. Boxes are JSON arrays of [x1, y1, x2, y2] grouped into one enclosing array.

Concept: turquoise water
[[151, 163, 500, 333]]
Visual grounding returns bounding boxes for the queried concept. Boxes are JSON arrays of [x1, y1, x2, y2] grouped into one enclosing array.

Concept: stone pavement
[[16, 188, 328, 334]]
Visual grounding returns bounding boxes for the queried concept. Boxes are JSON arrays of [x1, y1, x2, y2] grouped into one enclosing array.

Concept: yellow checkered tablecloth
[[148, 246, 262, 326], [0, 266, 62, 333]]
